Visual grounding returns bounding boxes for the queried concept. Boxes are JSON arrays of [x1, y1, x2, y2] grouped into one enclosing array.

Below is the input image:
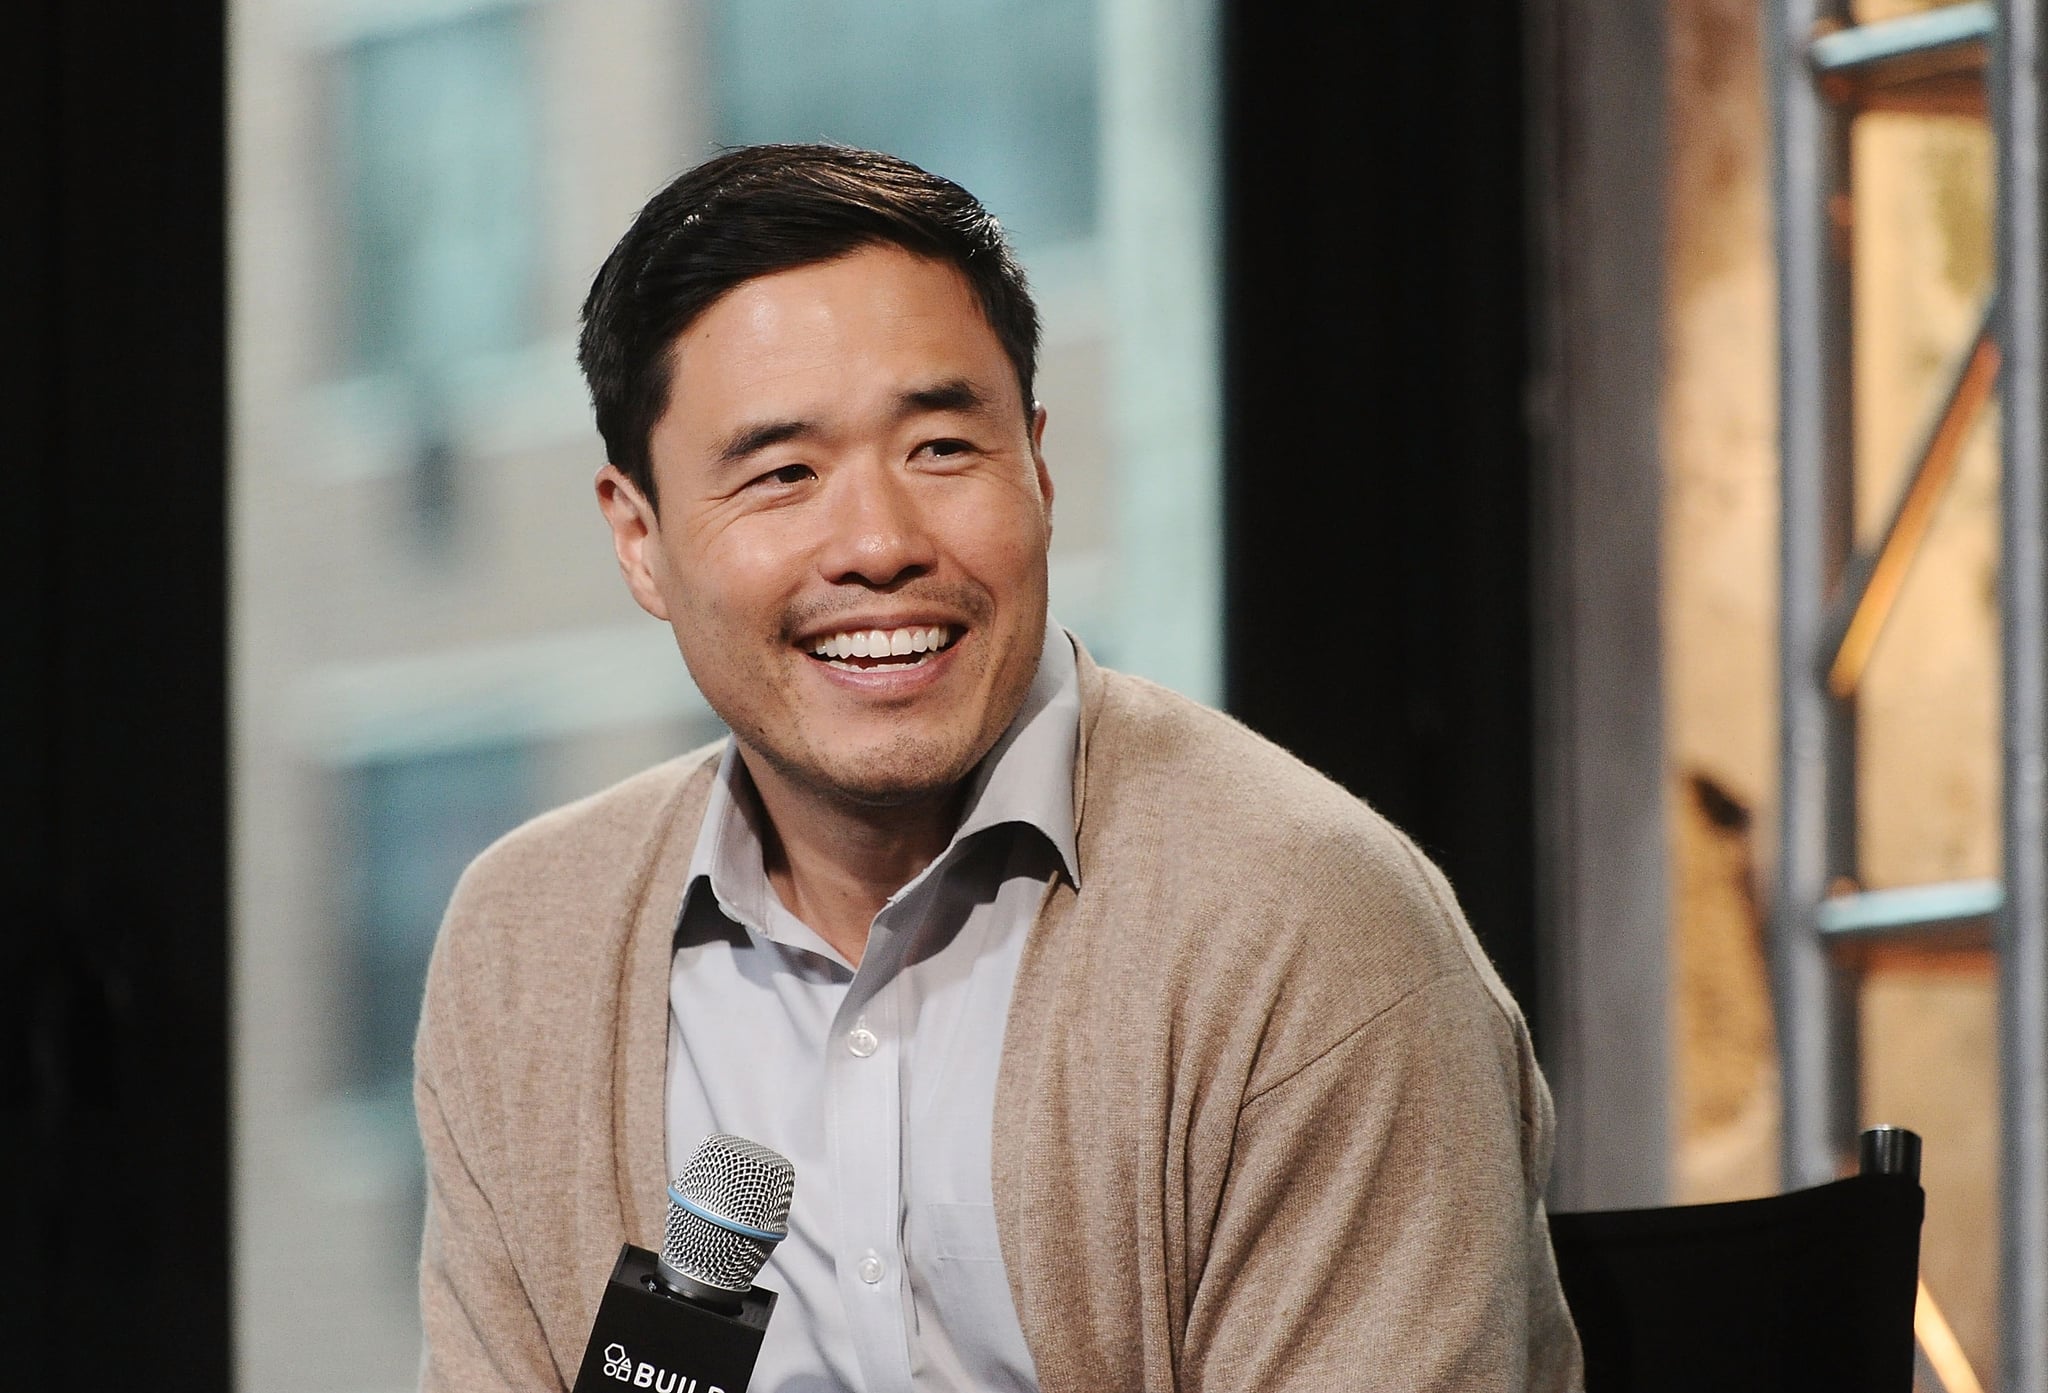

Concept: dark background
[[4, 2, 232, 1388], [1222, 7, 1535, 1013], [3, 1, 1531, 1381]]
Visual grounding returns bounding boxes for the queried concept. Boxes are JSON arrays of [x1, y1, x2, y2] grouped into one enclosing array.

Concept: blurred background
[[5, 0, 2028, 1388]]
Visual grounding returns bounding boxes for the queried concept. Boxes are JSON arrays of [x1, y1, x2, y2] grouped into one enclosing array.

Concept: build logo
[[600, 1343, 728, 1393]]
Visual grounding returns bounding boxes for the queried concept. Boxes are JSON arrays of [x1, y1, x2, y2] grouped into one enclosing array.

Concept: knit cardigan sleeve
[[415, 855, 573, 1393], [1183, 970, 1560, 1390], [416, 1057, 560, 1392], [413, 751, 714, 1393], [994, 662, 1583, 1392]]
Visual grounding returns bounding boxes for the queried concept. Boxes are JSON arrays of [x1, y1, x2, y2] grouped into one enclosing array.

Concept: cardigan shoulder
[[439, 743, 722, 947], [1068, 667, 1522, 1081], [420, 740, 722, 1090], [996, 664, 1568, 1390]]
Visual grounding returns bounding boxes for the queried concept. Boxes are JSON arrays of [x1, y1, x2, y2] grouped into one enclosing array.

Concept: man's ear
[[594, 464, 672, 622], [1029, 403, 1055, 517]]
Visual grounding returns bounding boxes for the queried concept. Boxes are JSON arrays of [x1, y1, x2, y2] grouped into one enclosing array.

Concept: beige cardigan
[[415, 650, 1583, 1391]]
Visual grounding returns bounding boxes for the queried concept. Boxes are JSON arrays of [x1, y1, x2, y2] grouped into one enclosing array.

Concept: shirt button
[[857, 1251, 886, 1284], [847, 1026, 879, 1058]]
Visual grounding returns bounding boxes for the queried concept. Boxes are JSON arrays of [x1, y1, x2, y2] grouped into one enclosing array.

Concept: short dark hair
[[577, 143, 1041, 506]]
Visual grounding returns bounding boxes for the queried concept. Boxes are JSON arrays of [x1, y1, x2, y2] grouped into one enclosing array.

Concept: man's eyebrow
[[711, 380, 997, 465], [713, 418, 815, 466], [900, 378, 994, 416]]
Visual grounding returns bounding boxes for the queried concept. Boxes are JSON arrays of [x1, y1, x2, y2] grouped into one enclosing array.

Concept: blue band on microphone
[[668, 1187, 788, 1246]]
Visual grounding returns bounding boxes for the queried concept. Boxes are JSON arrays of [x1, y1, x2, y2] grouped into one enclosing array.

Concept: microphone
[[573, 1134, 796, 1392]]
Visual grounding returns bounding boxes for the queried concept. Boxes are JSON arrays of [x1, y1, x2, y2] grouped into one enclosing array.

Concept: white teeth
[[810, 625, 955, 662]]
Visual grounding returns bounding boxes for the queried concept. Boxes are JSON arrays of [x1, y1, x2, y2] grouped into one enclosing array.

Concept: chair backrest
[[1547, 1126, 1924, 1393]]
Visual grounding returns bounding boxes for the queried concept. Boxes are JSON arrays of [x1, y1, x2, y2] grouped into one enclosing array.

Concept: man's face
[[598, 243, 1054, 814]]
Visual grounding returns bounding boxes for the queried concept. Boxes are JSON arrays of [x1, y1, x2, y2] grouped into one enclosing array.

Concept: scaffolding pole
[[1775, 1, 2046, 1383], [1995, 0, 2048, 1384], [1770, 0, 1862, 1192]]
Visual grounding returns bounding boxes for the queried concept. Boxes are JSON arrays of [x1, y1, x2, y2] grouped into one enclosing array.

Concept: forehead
[[661, 246, 1011, 428]]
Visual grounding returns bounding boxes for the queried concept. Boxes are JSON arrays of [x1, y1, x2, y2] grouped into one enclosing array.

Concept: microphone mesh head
[[661, 1133, 795, 1295]]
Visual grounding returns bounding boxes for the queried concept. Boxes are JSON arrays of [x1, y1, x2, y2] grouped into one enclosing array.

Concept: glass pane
[[342, 8, 541, 375], [711, 0, 1099, 250]]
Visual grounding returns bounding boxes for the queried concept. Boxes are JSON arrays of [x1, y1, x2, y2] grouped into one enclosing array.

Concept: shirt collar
[[680, 621, 1082, 947]]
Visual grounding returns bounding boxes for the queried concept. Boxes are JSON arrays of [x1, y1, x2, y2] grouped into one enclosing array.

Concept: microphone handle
[[573, 1243, 777, 1393]]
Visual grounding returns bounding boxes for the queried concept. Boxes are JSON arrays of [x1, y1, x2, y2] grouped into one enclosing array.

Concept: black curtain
[[1222, 4, 1538, 1025], [2, 5, 230, 1387]]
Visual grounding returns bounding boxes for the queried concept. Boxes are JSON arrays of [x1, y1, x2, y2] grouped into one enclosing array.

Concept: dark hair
[[577, 143, 1041, 506]]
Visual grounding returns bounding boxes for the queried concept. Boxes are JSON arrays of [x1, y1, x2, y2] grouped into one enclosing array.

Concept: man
[[415, 143, 1582, 1392]]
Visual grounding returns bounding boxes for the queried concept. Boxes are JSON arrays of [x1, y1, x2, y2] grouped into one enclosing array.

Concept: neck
[[740, 755, 965, 966]]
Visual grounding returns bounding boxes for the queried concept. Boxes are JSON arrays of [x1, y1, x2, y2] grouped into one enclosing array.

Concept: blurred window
[[341, 5, 543, 378], [710, 0, 1099, 252], [341, 741, 534, 1112], [339, 4, 543, 528]]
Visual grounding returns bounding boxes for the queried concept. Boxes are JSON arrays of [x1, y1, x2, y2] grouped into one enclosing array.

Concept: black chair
[[1549, 1126, 1925, 1392]]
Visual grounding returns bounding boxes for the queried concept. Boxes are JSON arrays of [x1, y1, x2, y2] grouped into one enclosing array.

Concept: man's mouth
[[807, 625, 959, 671]]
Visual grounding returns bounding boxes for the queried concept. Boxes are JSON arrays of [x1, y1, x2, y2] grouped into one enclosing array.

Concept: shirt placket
[[830, 907, 916, 1392]]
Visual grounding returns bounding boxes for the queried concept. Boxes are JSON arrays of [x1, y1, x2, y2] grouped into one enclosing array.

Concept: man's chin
[[808, 759, 977, 812], [750, 735, 986, 814]]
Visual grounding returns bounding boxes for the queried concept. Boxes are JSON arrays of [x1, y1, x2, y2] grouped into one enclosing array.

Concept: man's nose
[[816, 461, 938, 588]]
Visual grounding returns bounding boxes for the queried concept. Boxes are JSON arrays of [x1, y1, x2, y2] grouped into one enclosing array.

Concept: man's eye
[[917, 439, 972, 460], [757, 463, 814, 487]]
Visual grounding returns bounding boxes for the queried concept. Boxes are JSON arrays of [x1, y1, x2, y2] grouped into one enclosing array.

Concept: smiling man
[[595, 238, 1056, 965], [414, 145, 1582, 1393]]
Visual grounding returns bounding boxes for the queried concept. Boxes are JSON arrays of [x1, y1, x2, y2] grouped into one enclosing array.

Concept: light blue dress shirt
[[665, 624, 1080, 1393]]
